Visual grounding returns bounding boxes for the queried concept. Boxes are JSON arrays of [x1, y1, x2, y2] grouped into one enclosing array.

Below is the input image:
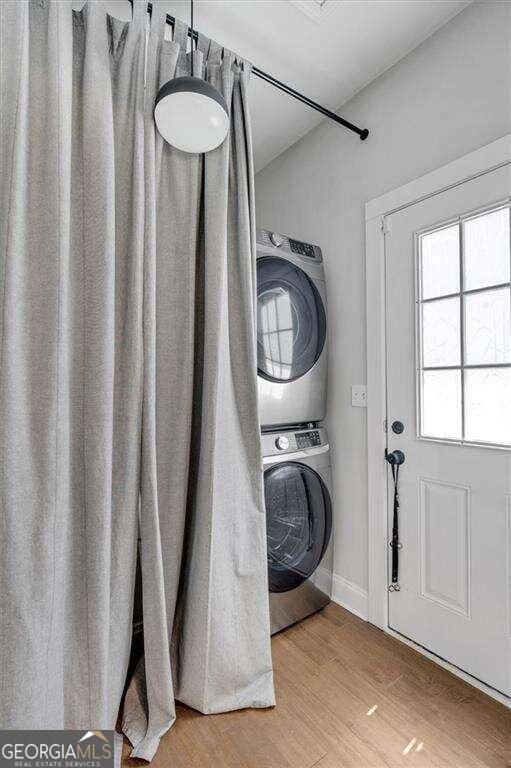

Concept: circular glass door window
[[265, 461, 332, 593], [257, 256, 326, 382]]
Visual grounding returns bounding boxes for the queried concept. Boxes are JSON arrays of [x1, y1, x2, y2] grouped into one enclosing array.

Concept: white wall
[[255, 1, 511, 603]]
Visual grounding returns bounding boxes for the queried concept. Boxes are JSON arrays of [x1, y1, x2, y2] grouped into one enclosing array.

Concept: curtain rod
[[146, 2, 369, 141]]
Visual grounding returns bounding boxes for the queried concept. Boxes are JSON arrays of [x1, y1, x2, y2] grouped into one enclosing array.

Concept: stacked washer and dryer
[[256, 229, 333, 635]]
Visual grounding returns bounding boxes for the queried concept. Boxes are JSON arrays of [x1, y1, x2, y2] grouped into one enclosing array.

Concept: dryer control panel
[[289, 239, 316, 259], [256, 228, 323, 263]]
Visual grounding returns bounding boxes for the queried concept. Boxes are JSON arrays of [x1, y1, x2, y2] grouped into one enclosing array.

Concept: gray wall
[[255, 1, 511, 597]]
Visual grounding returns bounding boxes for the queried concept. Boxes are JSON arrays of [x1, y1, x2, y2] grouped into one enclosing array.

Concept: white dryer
[[261, 426, 333, 634], [256, 229, 327, 429]]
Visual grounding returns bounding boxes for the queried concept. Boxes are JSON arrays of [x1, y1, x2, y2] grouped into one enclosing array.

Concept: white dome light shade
[[154, 77, 229, 153]]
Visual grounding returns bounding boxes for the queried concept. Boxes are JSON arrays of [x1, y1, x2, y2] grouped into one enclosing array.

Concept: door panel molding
[[418, 478, 470, 618], [365, 134, 511, 707]]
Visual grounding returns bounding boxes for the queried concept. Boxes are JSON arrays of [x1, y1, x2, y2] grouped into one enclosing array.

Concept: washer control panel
[[261, 427, 328, 459], [295, 430, 321, 449]]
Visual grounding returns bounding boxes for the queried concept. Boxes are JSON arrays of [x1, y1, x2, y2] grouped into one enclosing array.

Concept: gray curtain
[[0, 0, 275, 761]]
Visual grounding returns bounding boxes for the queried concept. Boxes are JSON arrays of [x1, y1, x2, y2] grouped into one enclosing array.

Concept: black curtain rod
[[146, 2, 369, 141]]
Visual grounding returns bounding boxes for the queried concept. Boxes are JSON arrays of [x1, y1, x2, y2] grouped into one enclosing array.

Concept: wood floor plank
[[122, 603, 511, 768], [303, 656, 473, 767], [386, 672, 510, 765]]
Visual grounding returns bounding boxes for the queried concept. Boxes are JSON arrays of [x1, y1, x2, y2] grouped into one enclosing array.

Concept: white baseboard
[[331, 573, 369, 620], [313, 566, 369, 621]]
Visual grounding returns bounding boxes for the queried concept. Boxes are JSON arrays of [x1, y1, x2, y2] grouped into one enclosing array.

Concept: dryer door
[[257, 256, 326, 382], [264, 461, 332, 592]]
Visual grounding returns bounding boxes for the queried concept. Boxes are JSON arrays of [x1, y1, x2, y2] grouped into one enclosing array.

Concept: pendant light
[[154, 0, 229, 153]]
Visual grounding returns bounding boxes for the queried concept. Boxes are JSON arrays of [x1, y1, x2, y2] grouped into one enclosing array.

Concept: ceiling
[[82, 0, 473, 171]]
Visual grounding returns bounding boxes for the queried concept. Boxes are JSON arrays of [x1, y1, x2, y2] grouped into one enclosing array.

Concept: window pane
[[464, 287, 511, 365], [421, 225, 460, 299], [463, 207, 510, 290], [421, 370, 462, 440], [465, 368, 511, 445], [422, 297, 460, 367]]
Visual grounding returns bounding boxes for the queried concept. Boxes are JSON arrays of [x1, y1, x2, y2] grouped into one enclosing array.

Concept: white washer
[[261, 426, 333, 635], [256, 229, 327, 429]]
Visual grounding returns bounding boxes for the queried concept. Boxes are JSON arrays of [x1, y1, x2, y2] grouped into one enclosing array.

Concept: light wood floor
[[122, 603, 510, 768]]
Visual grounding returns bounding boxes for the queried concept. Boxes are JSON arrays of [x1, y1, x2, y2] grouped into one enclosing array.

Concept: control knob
[[275, 435, 290, 451], [270, 232, 284, 247]]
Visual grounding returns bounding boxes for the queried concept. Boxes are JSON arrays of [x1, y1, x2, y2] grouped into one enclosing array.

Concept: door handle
[[386, 449, 405, 466], [386, 449, 405, 592]]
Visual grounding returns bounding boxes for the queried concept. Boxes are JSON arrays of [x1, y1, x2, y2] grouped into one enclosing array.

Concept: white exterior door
[[385, 164, 511, 696]]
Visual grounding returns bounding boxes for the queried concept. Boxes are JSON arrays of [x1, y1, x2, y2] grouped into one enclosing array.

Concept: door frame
[[365, 133, 511, 705]]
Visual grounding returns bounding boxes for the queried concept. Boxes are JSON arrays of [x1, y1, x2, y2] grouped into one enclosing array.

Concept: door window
[[257, 256, 326, 382], [264, 462, 332, 593], [417, 203, 511, 447]]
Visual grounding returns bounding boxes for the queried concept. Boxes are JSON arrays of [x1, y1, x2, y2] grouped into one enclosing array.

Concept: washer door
[[257, 256, 326, 382], [265, 461, 332, 593]]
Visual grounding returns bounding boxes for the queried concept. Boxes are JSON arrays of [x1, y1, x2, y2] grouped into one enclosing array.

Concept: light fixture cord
[[190, 0, 194, 77]]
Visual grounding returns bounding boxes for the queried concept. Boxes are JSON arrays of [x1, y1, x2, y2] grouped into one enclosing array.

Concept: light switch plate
[[351, 384, 367, 408]]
